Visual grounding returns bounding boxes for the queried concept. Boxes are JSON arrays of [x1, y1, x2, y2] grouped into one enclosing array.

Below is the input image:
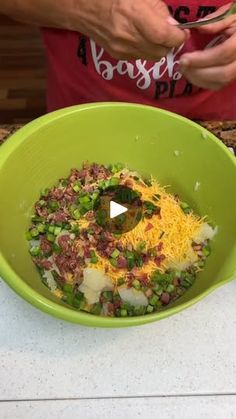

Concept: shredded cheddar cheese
[[86, 173, 205, 284]]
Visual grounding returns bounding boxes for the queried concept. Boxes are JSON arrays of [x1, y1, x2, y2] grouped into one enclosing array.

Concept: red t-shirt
[[42, 0, 236, 120]]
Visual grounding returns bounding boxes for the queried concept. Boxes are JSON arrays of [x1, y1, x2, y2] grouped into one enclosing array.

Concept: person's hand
[[179, 3, 236, 90], [72, 0, 188, 60]]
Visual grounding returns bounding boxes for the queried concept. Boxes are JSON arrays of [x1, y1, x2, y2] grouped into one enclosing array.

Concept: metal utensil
[[177, 2, 236, 29]]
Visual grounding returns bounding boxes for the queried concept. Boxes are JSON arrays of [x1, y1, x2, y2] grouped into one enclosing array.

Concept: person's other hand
[[73, 0, 188, 60], [179, 3, 236, 90]]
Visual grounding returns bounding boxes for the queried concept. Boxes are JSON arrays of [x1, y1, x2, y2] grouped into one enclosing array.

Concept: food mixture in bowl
[[26, 162, 217, 317]]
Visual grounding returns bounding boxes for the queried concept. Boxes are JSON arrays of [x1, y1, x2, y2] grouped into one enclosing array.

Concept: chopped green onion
[[60, 179, 69, 187], [37, 223, 46, 233], [98, 180, 106, 189], [92, 191, 99, 201], [154, 287, 163, 296], [108, 162, 124, 174], [146, 304, 154, 313], [132, 279, 141, 290], [136, 241, 146, 252], [26, 231, 32, 241], [117, 277, 125, 286], [134, 253, 143, 267], [102, 291, 113, 301], [72, 296, 84, 309], [203, 245, 211, 256], [52, 243, 62, 254], [72, 182, 81, 192], [70, 223, 80, 233], [79, 195, 90, 204], [48, 225, 55, 233], [149, 295, 159, 306], [109, 177, 119, 186], [63, 284, 73, 294], [197, 260, 205, 268], [90, 302, 102, 315], [153, 194, 161, 201], [180, 202, 189, 209], [63, 222, 71, 230], [181, 273, 195, 288], [31, 227, 39, 238], [48, 200, 60, 211], [54, 226, 62, 236], [133, 305, 146, 315], [65, 294, 74, 306], [73, 209, 81, 220], [29, 246, 40, 256], [90, 250, 98, 264], [111, 249, 120, 259], [166, 284, 175, 293], [46, 233, 55, 242], [38, 199, 46, 207], [120, 309, 128, 317], [31, 215, 44, 223], [180, 202, 191, 214], [125, 251, 135, 270], [109, 258, 118, 267], [41, 188, 49, 197]]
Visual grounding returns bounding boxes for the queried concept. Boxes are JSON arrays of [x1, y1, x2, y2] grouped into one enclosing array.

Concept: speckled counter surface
[[1, 122, 236, 151], [0, 123, 236, 419]]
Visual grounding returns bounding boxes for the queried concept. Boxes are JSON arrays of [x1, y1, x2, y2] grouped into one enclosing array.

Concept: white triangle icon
[[110, 200, 128, 219]]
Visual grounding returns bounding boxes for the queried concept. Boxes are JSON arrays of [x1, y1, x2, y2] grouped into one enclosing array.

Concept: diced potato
[[118, 286, 148, 307], [194, 222, 218, 244], [79, 268, 114, 305]]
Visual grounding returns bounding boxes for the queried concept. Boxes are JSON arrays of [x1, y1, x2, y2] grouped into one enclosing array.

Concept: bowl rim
[[0, 102, 236, 327]]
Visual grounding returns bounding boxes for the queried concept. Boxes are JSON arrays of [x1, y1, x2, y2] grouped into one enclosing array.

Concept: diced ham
[[48, 211, 68, 223], [154, 254, 166, 266], [142, 254, 149, 264], [117, 256, 127, 269], [83, 247, 91, 258], [157, 242, 163, 252], [50, 188, 64, 200], [40, 237, 52, 254], [173, 278, 180, 287], [160, 292, 170, 304], [35, 205, 48, 218], [57, 234, 71, 251], [139, 273, 149, 286], [145, 223, 153, 232], [85, 211, 94, 221], [34, 258, 53, 270], [55, 252, 83, 274]]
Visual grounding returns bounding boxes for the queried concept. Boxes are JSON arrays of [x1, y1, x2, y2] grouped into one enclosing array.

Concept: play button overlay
[[110, 201, 128, 219], [94, 185, 143, 234]]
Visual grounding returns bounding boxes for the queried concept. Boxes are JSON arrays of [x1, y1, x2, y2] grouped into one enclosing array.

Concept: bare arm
[[0, 0, 76, 28], [0, 0, 188, 60]]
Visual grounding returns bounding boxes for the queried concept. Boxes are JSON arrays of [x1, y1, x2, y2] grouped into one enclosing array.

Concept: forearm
[[0, 0, 187, 62], [0, 0, 88, 30]]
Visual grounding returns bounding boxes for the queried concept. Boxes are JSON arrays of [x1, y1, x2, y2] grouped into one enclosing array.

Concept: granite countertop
[[1, 122, 236, 152], [0, 121, 236, 419]]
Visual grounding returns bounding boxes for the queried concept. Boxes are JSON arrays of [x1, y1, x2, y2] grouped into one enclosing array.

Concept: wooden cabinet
[[0, 15, 46, 123]]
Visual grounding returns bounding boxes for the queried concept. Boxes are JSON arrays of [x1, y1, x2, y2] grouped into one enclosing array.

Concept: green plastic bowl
[[0, 103, 236, 327]]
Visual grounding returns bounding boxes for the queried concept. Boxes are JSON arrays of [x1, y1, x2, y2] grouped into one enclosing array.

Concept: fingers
[[179, 33, 236, 69], [135, 0, 188, 49], [197, 3, 236, 34], [181, 60, 236, 90]]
